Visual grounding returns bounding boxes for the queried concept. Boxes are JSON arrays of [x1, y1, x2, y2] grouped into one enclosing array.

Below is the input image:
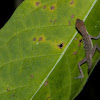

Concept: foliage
[[0, 0, 99, 100]]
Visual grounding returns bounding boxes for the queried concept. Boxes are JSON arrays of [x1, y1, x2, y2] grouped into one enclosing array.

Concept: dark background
[[0, 0, 100, 100]]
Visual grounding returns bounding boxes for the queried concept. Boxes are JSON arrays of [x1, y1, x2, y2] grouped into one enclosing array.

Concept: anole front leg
[[75, 19, 100, 78]]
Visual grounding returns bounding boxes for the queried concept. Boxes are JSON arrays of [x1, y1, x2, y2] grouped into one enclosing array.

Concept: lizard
[[75, 19, 100, 78]]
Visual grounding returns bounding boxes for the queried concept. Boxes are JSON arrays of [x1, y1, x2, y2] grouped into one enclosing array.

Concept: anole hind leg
[[87, 44, 100, 74], [77, 58, 87, 78]]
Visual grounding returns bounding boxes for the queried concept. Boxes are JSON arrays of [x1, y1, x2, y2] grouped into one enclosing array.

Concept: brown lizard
[[75, 19, 100, 78]]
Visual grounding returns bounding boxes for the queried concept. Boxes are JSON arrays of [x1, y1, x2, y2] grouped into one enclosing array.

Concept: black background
[[0, 0, 100, 100]]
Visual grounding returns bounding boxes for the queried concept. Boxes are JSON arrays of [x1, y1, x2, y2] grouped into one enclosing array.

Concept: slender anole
[[75, 19, 100, 78]]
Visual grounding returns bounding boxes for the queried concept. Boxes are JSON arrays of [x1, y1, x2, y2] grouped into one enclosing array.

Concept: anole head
[[75, 19, 87, 35]]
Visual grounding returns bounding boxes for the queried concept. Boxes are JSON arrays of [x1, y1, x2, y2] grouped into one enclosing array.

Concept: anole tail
[[87, 57, 92, 74]]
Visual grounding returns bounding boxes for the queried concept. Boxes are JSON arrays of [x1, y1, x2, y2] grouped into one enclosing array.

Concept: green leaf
[[0, 0, 99, 100]]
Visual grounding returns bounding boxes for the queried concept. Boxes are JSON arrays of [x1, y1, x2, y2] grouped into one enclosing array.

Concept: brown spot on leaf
[[69, 21, 71, 25], [79, 39, 83, 43], [38, 37, 43, 41], [35, 2, 40, 6], [33, 38, 36, 41], [43, 5, 46, 9], [7, 88, 10, 92], [50, 19, 52, 22], [44, 81, 48, 86], [53, 19, 56, 24], [30, 74, 34, 78], [58, 43, 64, 49], [71, 14, 75, 18], [51, 6, 55, 10], [78, 43, 81, 47], [73, 51, 78, 55], [78, 39, 83, 47], [70, 0, 74, 4]]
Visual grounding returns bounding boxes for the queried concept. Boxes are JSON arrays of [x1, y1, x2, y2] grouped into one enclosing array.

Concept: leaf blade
[[0, 0, 99, 100]]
